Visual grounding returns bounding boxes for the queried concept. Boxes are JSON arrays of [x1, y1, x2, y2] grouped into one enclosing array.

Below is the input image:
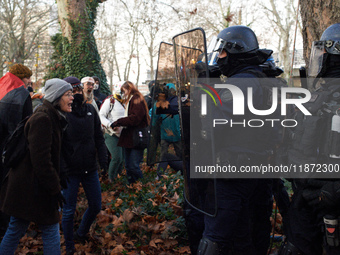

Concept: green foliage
[[45, 33, 67, 80], [283, 178, 293, 196], [99, 166, 188, 250], [45, 0, 110, 95]]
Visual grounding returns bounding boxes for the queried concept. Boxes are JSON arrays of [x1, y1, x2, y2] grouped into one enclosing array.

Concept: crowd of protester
[[0, 65, 152, 254]]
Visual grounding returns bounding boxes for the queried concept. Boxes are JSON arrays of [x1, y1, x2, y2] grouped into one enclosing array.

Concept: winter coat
[[0, 100, 67, 225], [0, 73, 32, 145], [62, 98, 107, 176], [114, 94, 149, 148], [99, 95, 125, 137], [153, 96, 180, 143]]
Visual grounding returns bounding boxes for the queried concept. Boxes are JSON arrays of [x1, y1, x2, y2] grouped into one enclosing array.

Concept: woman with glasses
[[0, 79, 73, 255], [61, 76, 107, 255]]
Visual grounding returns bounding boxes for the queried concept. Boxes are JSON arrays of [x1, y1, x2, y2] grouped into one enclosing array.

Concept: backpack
[[100, 95, 117, 136], [2, 115, 30, 169]]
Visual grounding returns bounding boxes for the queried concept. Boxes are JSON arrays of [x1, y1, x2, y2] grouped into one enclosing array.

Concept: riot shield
[[172, 28, 217, 216], [147, 42, 183, 167]]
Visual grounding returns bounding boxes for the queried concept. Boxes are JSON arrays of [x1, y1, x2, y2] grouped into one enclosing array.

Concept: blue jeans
[[0, 216, 60, 255], [124, 148, 144, 183], [61, 171, 101, 251]]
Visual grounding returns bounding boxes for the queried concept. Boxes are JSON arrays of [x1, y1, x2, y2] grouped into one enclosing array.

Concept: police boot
[[197, 237, 221, 255], [183, 205, 204, 254], [278, 240, 303, 255]]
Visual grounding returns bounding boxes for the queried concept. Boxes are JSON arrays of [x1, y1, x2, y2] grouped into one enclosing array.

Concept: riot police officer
[[280, 23, 340, 255], [197, 25, 277, 255]]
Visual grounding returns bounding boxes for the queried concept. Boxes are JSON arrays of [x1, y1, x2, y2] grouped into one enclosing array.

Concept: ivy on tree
[[46, 0, 110, 95]]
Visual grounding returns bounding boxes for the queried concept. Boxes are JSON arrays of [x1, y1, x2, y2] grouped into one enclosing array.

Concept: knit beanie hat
[[63, 76, 83, 88], [44, 78, 72, 103], [63, 76, 80, 86], [9, 64, 32, 80]]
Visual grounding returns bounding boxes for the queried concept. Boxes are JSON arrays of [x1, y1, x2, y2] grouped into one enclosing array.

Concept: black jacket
[[0, 86, 32, 145], [62, 98, 107, 175]]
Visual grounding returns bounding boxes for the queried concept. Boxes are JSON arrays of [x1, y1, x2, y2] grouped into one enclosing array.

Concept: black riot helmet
[[210, 25, 272, 77], [309, 23, 340, 78], [214, 25, 259, 54]]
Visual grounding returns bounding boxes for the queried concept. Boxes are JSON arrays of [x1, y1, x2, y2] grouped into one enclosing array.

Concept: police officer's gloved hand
[[320, 181, 340, 209], [208, 65, 222, 78], [302, 188, 321, 207], [51, 192, 66, 210], [302, 179, 326, 207], [302, 180, 340, 209], [156, 93, 169, 109]]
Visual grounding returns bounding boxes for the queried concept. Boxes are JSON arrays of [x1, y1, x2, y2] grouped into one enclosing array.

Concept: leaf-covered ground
[[13, 162, 286, 254], [15, 163, 190, 254]]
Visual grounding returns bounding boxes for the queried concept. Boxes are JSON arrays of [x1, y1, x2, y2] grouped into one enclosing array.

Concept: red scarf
[[0, 72, 25, 100]]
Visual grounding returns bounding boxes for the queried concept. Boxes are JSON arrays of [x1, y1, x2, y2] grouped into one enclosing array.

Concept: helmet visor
[[207, 37, 227, 66], [308, 41, 326, 78]]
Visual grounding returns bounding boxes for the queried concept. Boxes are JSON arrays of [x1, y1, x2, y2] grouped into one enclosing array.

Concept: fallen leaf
[[164, 239, 178, 248], [111, 244, 125, 254], [148, 198, 158, 206], [179, 246, 191, 253], [115, 198, 123, 207], [108, 240, 117, 247], [149, 239, 157, 248], [154, 239, 164, 244], [173, 192, 179, 200], [104, 232, 112, 240], [125, 240, 135, 248], [122, 209, 134, 222]]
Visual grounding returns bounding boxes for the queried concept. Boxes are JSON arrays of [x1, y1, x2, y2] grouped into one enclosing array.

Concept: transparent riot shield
[[147, 42, 183, 167], [172, 28, 217, 216]]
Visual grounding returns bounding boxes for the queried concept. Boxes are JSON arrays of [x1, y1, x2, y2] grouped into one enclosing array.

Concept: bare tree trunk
[[56, 0, 87, 43], [300, 0, 340, 66], [0, 62, 3, 77], [114, 53, 121, 81], [135, 37, 140, 87]]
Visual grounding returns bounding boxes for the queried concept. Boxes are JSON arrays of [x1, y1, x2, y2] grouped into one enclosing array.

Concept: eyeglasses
[[73, 87, 83, 93], [85, 83, 94, 87], [63, 92, 74, 98]]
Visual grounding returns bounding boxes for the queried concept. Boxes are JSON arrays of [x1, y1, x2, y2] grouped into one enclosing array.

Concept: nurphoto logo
[[199, 83, 312, 128]]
